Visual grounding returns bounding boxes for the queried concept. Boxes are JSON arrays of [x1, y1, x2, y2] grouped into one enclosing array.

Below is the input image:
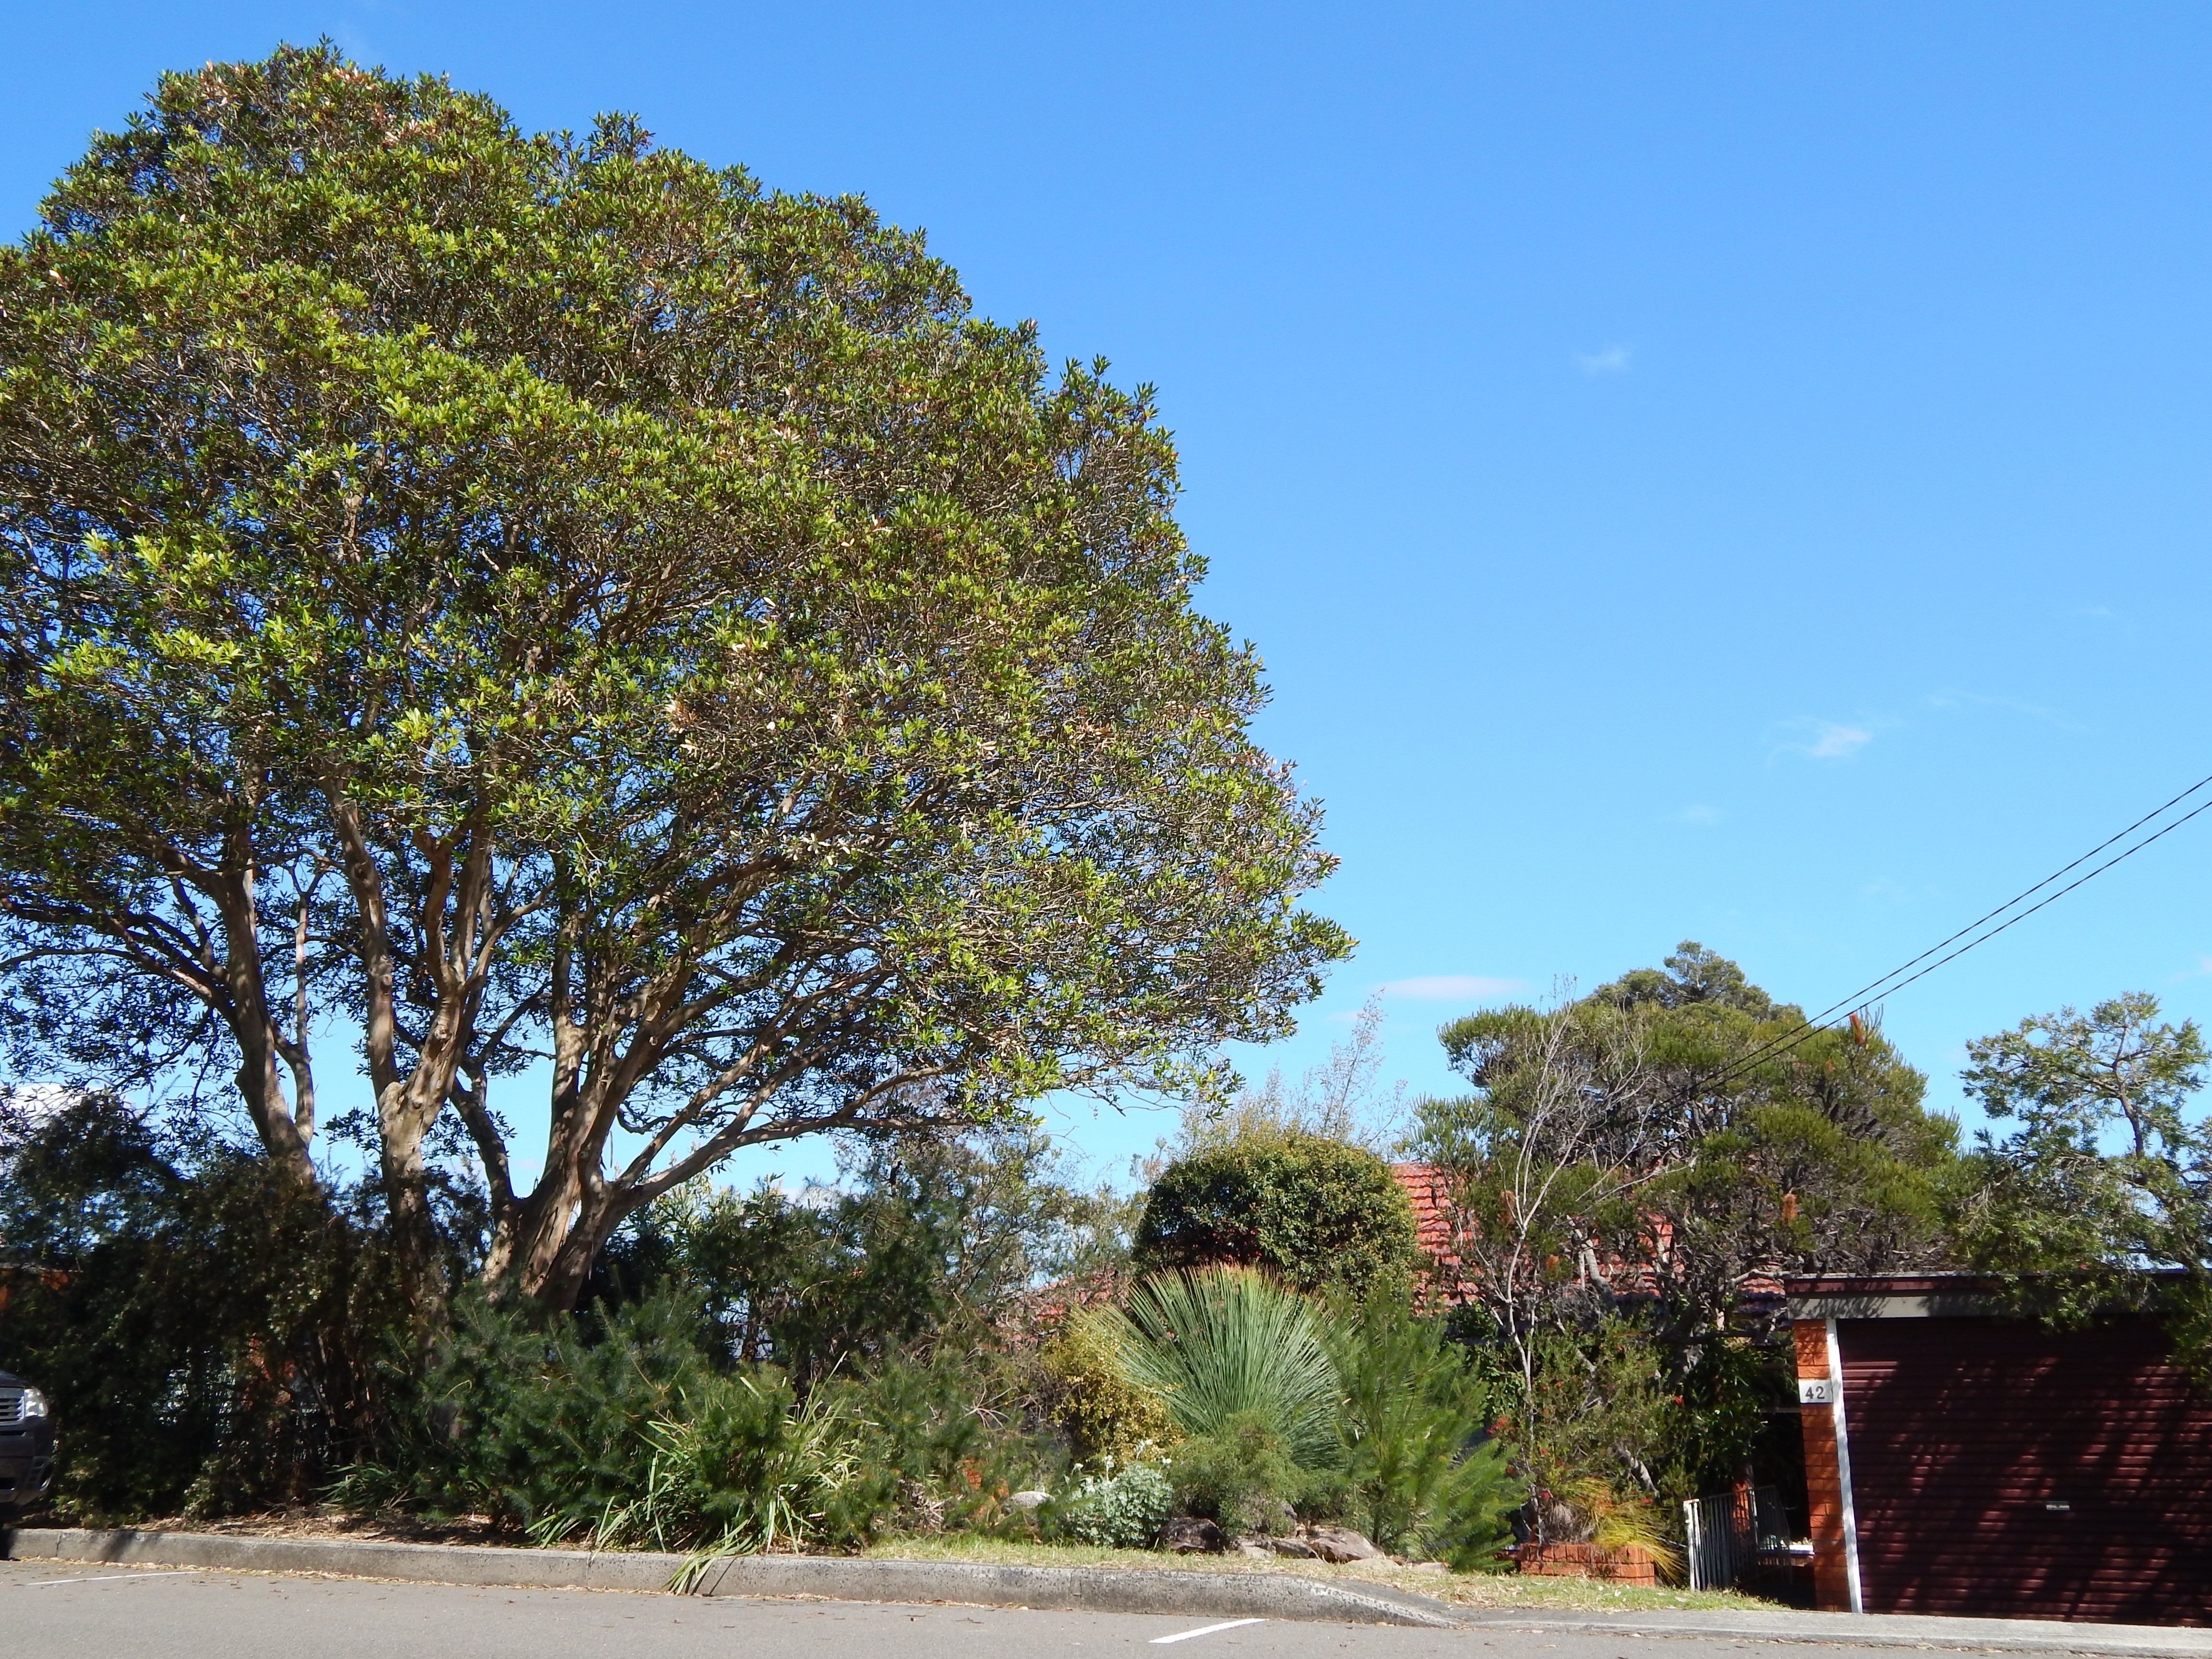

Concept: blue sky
[[9, 3, 2212, 1189]]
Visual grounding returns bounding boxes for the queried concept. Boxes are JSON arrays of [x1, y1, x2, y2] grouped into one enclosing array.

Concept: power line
[[1708, 768, 2212, 1089]]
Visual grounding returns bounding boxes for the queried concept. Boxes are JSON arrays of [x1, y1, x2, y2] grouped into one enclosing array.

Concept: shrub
[[335, 1284, 1064, 1551], [0, 1094, 433, 1520], [332, 1288, 720, 1538], [1107, 1267, 1340, 1463], [1040, 1309, 1178, 1462], [1133, 1133, 1415, 1299], [1055, 1455, 1174, 1548], [585, 1374, 872, 1555], [593, 1129, 1136, 1382], [1100, 1266, 1345, 1532], [1166, 1409, 1321, 1536], [1328, 1294, 1523, 1563], [842, 1346, 1061, 1534]]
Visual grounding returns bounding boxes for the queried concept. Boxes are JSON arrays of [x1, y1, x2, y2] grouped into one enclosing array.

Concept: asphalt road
[[0, 1559, 2033, 1659]]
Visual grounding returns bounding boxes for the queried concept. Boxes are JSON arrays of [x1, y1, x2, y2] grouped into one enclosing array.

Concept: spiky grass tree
[[1109, 1266, 1341, 1457]]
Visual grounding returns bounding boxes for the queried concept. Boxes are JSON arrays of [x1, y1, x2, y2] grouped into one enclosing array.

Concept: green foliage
[[1952, 993, 2212, 1366], [0, 44, 1349, 1310], [1326, 1294, 1523, 1563], [1460, 1316, 1682, 1544], [581, 1377, 868, 1557], [1104, 1266, 1342, 1469], [341, 1289, 725, 1539], [1099, 1266, 1344, 1535], [596, 1129, 1134, 1384], [0, 1093, 430, 1520], [335, 1289, 1057, 1550], [1054, 1456, 1174, 1548], [6, 1092, 1089, 1539], [1133, 1134, 1416, 1300], [1040, 1310, 1179, 1463], [1164, 1409, 1317, 1536], [841, 1347, 1058, 1535], [1412, 943, 1958, 1511]]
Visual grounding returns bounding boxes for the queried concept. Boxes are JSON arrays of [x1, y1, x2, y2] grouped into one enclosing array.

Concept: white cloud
[[1378, 974, 1522, 1002], [1773, 719, 1875, 761], [1809, 722, 1872, 758], [1668, 804, 1723, 825], [1575, 344, 1632, 376]]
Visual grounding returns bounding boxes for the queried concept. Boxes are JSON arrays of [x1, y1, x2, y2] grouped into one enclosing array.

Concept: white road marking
[[23, 1570, 196, 1587], [1150, 1618, 1266, 1644]]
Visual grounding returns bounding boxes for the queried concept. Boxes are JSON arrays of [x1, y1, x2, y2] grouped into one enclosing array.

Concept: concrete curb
[[0, 1527, 1460, 1628], [1458, 1609, 2212, 1658], [12, 1528, 2206, 1652]]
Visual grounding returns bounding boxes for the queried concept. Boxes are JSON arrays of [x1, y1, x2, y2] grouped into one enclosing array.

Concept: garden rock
[[1007, 1491, 1050, 1510], [1304, 1527, 1382, 1563], [1159, 1517, 1225, 1553], [1266, 1536, 1319, 1559], [1236, 1540, 1276, 1559]]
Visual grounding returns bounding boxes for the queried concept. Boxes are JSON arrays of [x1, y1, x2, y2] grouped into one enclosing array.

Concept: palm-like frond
[[1104, 1265, 1341, 1467]]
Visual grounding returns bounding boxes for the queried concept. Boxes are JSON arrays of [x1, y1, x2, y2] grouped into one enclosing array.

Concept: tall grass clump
[[1102, 1266, 1341, 1533]]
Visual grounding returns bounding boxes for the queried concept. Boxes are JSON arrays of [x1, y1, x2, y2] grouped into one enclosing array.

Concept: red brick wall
[[1794, 1318, 1852, 1612], [1512, 1543, 1658, 1586]]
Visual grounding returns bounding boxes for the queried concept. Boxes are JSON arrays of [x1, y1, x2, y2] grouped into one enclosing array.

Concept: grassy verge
[[859, 1534, 1781, 1613]]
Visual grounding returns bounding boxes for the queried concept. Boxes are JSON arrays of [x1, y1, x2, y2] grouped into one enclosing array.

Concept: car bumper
[[0, 1427, 55, 1508]]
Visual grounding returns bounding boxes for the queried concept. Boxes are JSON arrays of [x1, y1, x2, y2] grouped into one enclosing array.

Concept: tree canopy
[[1132, 1130, 1418, 1300], [0, 47, 1348, 1306], [1417, 942, 1957, 1349], [1952, 992, 2212, 1357], [1408, 943, 1959, 1508]]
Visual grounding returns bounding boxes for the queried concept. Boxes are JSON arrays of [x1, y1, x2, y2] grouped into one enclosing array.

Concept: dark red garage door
[[1839, 1315, 2212, 1623]]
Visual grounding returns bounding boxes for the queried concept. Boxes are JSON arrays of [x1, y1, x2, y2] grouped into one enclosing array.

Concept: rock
[[1402, 1559, 1447, 1573], [1303, 1525, 1382, 1563], [1005, 1491, 1050, 1511], [1266, 1536, 1319, 1559], [1236, 1540, 1275, 1559], [1159, 1517, 1225, 1553]]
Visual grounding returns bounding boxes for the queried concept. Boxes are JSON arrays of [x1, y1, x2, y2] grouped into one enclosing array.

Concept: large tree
[[0, 48, 1348, 1308], [1408, 944, 1958, 1506], [1415, 944, 1956, 1353], [1953, 992, 2212, 1358]]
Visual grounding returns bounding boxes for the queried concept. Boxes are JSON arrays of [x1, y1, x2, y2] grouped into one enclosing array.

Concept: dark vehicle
[[0, 1370, 55, 1514]]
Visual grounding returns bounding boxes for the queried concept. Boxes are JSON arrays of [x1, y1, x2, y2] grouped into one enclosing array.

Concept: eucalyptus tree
[[0, 48, 1348, 1309]]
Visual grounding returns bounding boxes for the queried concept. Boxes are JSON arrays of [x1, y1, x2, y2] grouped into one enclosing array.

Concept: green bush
[[335, 1285, 1063, 1551], [1055, 1455, 1174, 1548], [593, 1130, 1135, 1383], [1166, 1409, 1324, 1536], [1328, 1295, 1522, 1566], [332, 1289, 719, 1538], [1040, 1309, 1178, 1462], [1107, 1267, 1340, 1463], [1101, 1266, 1344, 1533], [586, 1373, 872, 1555], [0, 1094, 436, 1520], [842, 1347, 1060, 1534], [1133, 1133, 1415, 1299]]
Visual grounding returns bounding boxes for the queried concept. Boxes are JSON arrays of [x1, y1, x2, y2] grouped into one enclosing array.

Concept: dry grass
[[859, 1533, 1780, 1612]]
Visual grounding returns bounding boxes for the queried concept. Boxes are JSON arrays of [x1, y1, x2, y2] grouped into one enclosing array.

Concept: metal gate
[[1683, 1485, 1789, 1591]]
